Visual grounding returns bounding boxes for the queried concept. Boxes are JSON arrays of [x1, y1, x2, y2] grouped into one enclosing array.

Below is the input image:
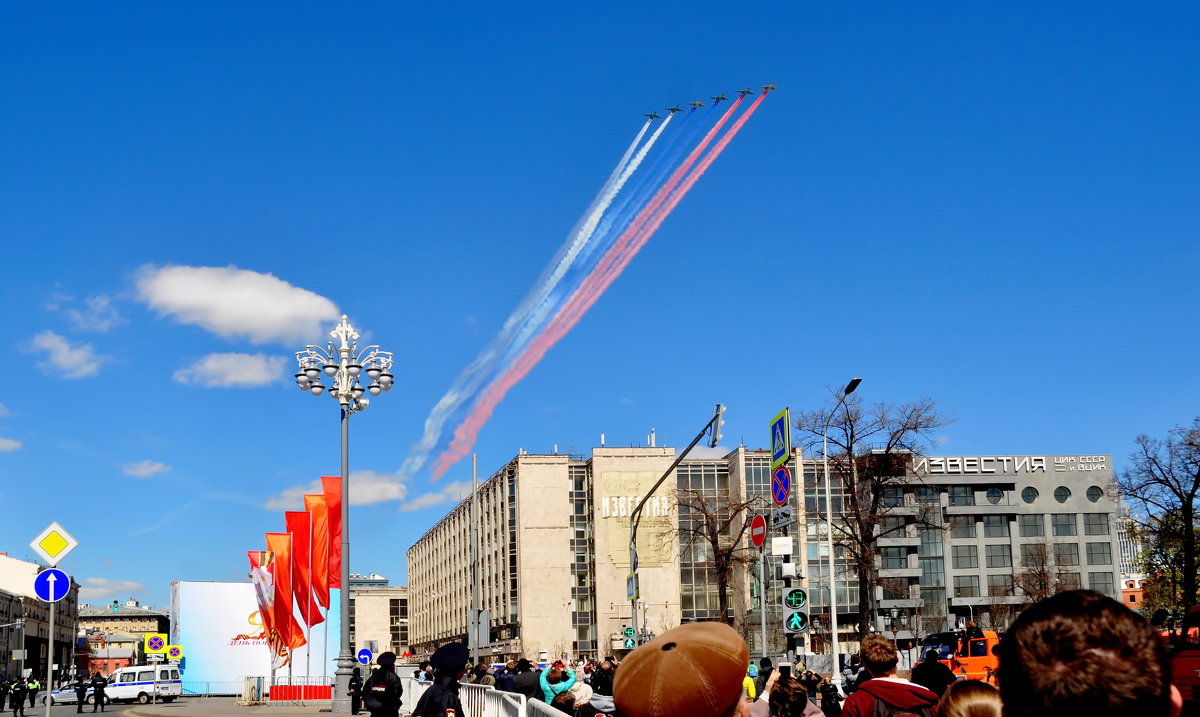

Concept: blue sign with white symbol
[[34, 568, 70, 603], [772, 466, 792, 506], [770, 409, 791, 471], [357, 648, 373, 665]]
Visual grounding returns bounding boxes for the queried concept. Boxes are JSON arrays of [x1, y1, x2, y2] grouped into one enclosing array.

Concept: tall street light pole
[[824, 377, 860, 690], [294, 315, 394, 714]]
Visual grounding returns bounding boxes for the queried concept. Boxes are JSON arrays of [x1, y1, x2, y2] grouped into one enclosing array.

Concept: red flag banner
[[247, 550, 290, 669], [265, 533, 307, 652], [285, 511, 325, 628], [321, 476, 343, 589], [303, 494, 331, 610]]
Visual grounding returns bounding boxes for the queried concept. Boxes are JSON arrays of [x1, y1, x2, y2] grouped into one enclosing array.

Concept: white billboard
[[171, 581, 337, 691]]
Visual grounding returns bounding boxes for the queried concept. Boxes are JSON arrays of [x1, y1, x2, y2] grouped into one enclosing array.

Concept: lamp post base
[[330, 651, 355, 713]]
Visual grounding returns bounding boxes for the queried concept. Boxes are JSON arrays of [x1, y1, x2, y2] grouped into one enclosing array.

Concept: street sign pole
[[759, 547, 768, 661], [46, 597, 54, 717]]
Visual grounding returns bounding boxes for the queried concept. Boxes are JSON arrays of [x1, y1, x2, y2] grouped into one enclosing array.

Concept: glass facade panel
[[1086, 542, 1112, 565], [953, 575, 980, 598], [987, 574, 1013, 596], [1019, 514, 1044, 537], [952, 545, 978, 569], [1052, 514, 1077, 536], [985, 544, 1012, 568], [949, 487, 974, 506], [949, 517, 976, 539], [1054, 543, 1080, 566], [983, 515, 1009, 538], [1084, 514, 1109, 535], [1088, 571, 1116, 594]]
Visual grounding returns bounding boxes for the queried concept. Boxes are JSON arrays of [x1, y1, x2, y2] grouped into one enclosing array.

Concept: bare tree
[[793, 394, 950, 639], [1013, 543, 1055, 603], [1119, 418, 1200, 609], [672, 488, 764, 625]]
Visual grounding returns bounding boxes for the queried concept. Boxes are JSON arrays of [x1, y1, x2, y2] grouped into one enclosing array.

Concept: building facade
[[407, 447, 1123, 662], [348, 574, 410, 658], [78, 598, 169, 638], [0, 554, 81, 679]]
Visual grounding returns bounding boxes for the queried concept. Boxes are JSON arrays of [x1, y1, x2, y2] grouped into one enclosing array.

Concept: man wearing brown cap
[[613, 622, 752, 717]]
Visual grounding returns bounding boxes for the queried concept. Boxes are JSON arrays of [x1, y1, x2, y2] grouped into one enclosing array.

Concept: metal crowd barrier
[[401, 678, 526, 717]]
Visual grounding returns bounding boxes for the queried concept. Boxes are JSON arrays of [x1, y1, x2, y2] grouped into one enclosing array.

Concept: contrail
[[430, 95, 767, 479], [405, 119, 655, 478]]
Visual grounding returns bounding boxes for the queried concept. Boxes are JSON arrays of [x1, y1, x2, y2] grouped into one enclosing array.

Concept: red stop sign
[[750, 514, 767, 549]]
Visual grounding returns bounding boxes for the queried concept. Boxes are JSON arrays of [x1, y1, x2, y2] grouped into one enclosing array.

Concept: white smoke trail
[[403, 119, 657, 478]]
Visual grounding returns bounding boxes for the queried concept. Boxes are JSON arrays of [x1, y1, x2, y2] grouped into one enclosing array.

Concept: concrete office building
[[0, 553, 81, 679], [78, 598, 169, 638], [347, 574, 410, 658], [407, 446, 1123, 661]]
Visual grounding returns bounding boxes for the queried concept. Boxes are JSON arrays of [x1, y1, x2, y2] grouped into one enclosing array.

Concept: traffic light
[[708, 403, 726, 448]]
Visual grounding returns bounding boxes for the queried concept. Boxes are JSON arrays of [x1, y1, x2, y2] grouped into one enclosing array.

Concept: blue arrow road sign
[[34, 568, 70, 603], [357, 648, 373, 665]]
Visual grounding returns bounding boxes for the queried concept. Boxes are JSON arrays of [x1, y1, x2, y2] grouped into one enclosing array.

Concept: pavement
[[124, 698, 332, 717]]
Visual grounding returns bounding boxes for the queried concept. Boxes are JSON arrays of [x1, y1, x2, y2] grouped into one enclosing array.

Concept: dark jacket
[[495, 668, 517, 693], [818, 682, 843, 717], [513, 670, 541, 700], [361, 668, 403, 717], [589, 668, 615, 697], [909, 659, 957, 697], [412, 675, 464, 717], [841, 678, 937, 717], [754, 668, 773, 697]]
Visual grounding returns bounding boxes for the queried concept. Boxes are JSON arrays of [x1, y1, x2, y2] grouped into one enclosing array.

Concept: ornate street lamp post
[[294, 315, 393, 713]]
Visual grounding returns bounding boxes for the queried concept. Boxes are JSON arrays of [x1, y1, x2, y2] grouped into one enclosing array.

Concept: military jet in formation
[[762, 83, 777, 93], [688, 100, 705, 109], [737, 88, 754, 98], [643, 111, 661, 120], [666, 105, 682, 114], [711, 93, 729, 104], [646, 86, 777, 117]]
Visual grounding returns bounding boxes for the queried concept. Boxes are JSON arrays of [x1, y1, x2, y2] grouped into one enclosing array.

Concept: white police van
[[95, 664, 182, 704]]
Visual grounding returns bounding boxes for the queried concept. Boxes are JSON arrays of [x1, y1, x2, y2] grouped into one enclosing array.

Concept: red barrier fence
[[268, 685, 331, 701]]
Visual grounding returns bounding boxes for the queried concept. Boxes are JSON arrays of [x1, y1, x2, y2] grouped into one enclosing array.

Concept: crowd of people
[[357, 589, 1182, 717]]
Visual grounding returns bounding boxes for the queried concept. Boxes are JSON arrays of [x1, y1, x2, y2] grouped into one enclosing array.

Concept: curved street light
[[824, 377, 860, 690], [293, 315, 393, 713]]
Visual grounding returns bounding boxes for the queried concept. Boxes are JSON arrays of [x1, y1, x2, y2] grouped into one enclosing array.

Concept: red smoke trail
[[430, 94, 767, 480]]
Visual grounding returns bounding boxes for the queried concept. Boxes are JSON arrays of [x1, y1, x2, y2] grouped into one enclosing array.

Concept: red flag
[[265, 533, 307, 651], [285, 511, 325, 628], [321, 476, 343, 589], [247, 550, 289, 668], [303, 494, 331, 610]]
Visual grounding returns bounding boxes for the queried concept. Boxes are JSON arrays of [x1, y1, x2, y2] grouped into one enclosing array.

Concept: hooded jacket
[[840, 677, 937, 717], [539, 667, 577, 703]]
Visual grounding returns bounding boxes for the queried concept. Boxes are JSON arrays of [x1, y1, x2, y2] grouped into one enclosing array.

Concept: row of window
[[946, 485, 1105, 506], [952, 571, 1115, 597], [947, 513, 1109, 538], [946, 542, 1112, 569]]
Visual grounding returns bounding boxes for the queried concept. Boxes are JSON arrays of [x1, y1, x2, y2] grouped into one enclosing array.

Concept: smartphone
[[778, 662, 792, 679]]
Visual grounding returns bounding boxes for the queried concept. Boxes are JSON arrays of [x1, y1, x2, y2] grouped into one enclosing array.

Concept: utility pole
[[469, 453, 480, 666]]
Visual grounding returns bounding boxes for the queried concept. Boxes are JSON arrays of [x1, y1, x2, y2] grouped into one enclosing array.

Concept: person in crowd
[[551, 691, 577, 715], [539, 665, 578, 704], [10, 679, 25, 717], [513, 658, 542, 700], [841, 655, 863, 695], [910, 649, 957, 698], [938, 679, 1000, 717], [348, 666, 364, 715], [495, 660, 518, 692], [998, 590, 1183, 717], [799, 670, 822, 702], [73, 675, 89, 714], [411, 643, 467, 717], [744, 664, 758, 702], [612, 621, 749, 717], [818, 676, 843, 717], [0, 677, 8, 712], [24, 680, 36, 710], [754, 657, 774, 696], [89, 674, 106, 714], [841, 635, 937, 717], [469, 662, 496, 686], [569, 682, 596, 715], [589, 660, 615, 697], [415, 661, 431, 681], [361, 652, 403, 717]]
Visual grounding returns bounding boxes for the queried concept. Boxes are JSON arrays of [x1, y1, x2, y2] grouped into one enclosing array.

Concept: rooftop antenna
[[600, 433, 606, 447], [649, 428, 657, 447]]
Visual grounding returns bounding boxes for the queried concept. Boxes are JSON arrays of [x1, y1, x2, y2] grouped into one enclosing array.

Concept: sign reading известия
[[913, 455, 1110, 475]]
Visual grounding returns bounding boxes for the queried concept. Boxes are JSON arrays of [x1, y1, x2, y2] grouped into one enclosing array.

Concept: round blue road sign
[[357, 648, 373, 665], [772, 466, 792, 506], [34, 568, 70, 603]]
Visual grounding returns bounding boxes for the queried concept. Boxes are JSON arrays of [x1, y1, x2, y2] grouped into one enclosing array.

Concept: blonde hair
[[940, 679, 1001, 717]]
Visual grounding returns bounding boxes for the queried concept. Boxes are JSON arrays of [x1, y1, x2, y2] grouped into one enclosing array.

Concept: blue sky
[[1, 3, 1196, 610]]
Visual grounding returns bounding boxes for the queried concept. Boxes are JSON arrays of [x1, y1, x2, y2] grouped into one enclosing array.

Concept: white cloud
[[400, 481, 472, 513], [0, 437, 21, 452], [64, 294, 127, 332], [173, 353, 286, 387], [137, 264, 340, 344], [79, 577, 145, 601], [123, 460, 170, 478], [29, 330, 104, 378], [0, 403, 12, 417], [262, 470, 410, 510]]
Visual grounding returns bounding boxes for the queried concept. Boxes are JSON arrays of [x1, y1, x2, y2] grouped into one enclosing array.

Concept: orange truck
[[920, 629, 1001, 683]]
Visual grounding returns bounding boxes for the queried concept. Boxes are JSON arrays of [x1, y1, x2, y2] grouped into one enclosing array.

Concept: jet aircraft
[[688, 100, 705, 109], [643, 111, 661, 120], [737, 88, 753, 97], [761, 83, 778, 93], [711, 93, 728, 103], [666, 105, 682, 114]]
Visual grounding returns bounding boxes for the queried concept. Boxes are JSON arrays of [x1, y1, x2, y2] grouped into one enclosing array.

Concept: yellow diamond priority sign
[[30, 522, 78, 567]]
